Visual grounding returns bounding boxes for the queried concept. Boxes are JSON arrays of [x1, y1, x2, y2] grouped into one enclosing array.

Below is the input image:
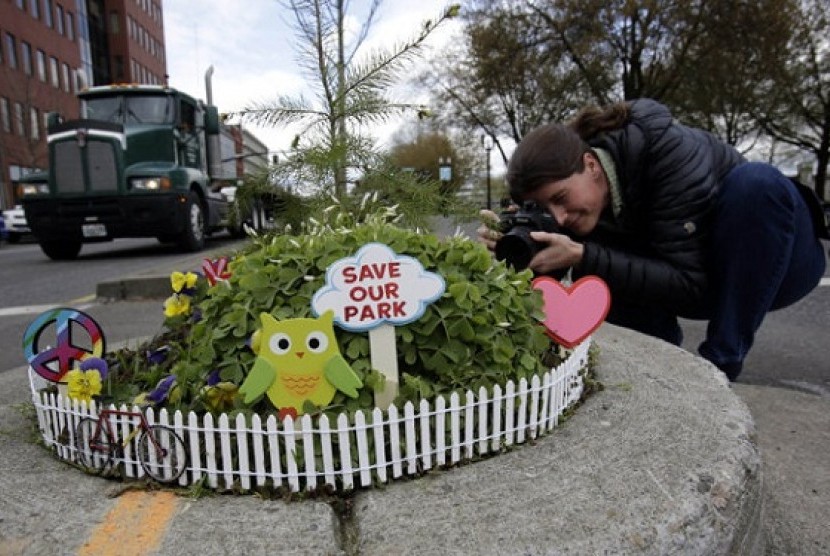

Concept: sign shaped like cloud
[[312, 243, 446, 332]]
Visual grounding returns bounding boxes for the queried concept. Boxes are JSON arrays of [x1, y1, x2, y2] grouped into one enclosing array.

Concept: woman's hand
[[477, 209, 502, 253], [528, 231, 584, 274]]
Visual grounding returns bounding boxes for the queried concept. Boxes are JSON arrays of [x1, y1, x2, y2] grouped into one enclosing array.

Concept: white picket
[[403, 402, 417, 475], [301, 415, 317, 492], [203, 412, 218, 488], [491, 384, 503, 452], [319, 415, 336, 488], [529, 375, 541, 439], [187, 411, 203, 484], [250, 415, 266, 487], [336, 413, 354, 490], [173, 411, 188, 486], [504, 381, 515, 446], [217, 414, 233, 489], [266, 415, 283, 489], [449, 392, 461, 464], [417, 399, 431, 471], [387, 405, 402, 478], [37, 392, 55, 447], [477, 386, 489, 456], [371, 408, 387, 483], [463, 391, 475, 459], [154, 408, 171, 481], [54, 394, 69, 460], [354, 411, 371, 487], [123, 404, 139, 478], [539, 372, 551, 433], [283, 416, 300, 492], [236, 413, 251, 490], [516, 379, 528, 444], [434, 396, 447, 466]]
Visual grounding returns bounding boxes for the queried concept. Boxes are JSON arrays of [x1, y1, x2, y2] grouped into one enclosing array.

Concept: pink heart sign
[[531, 275, 611, 348]]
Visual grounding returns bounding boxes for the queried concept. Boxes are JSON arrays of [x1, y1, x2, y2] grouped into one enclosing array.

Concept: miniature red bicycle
[[74, 408, 187, 483]]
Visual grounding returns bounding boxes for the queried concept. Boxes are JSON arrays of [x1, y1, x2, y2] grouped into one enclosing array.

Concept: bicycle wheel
[[74, 417, 114, 473], [137, 425, 187, 483]]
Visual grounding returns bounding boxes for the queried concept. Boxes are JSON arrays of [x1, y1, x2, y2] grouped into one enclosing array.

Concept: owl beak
[[296, 352, 305, 359]]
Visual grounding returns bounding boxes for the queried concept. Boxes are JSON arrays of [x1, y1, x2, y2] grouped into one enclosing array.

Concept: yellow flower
[[133, 392, 149, 405], [171, 271, 198, 293], [66, 369, 102, 404], [202, 382, 239, 412], [164, 293, 191, 317]]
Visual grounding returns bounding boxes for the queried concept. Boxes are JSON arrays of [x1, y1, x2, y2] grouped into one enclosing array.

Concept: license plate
[[82, 223, 107, 238]]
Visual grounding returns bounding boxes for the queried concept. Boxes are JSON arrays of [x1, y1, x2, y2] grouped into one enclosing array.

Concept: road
[[1, 232, 828, 394], [0, 235, 246, 373]]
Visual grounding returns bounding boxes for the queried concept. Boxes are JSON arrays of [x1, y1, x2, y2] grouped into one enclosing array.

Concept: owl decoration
[[239, 310, 362, 419]]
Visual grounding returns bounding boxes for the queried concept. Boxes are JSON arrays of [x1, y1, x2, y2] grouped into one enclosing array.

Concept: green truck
[[20, 76, 246, 260]]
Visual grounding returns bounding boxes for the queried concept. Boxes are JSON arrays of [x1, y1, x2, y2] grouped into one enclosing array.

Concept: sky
[[162, 0, 462, 157]]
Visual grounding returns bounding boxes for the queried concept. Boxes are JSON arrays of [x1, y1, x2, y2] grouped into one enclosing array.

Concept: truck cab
[[20, 84, 237, 260]]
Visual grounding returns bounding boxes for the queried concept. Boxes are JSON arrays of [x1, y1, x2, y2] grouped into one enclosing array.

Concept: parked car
[[2, 205, 32, 243], [0, 212, 7, 243]]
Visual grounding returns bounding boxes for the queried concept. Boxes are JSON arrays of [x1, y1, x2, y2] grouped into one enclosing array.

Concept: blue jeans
[[608, 162, 826, 379]]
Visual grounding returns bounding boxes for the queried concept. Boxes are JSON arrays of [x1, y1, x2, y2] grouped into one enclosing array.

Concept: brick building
[[0, 0, 166, 209]]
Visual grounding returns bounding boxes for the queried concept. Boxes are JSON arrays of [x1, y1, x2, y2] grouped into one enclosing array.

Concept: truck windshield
[[83, 94, 174, 125]]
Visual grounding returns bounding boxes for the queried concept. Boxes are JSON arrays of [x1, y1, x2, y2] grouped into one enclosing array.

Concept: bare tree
[[756, 0, 830, 198]]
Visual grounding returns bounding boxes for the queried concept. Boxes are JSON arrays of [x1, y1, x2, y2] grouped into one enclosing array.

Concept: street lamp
[[481, 134, 493, 210]]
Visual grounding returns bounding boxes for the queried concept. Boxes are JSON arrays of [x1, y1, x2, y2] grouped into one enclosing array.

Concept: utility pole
[[481, 134, 493, 210]]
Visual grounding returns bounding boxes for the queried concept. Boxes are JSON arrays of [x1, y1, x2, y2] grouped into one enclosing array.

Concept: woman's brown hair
[[506, 102, 630, 200]]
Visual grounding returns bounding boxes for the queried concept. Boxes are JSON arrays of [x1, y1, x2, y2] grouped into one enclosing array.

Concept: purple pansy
[[146, 375, 177, 404], [79, 357, 109, 380], [146, 345, 171, 365], [206, 369, 221, 386]]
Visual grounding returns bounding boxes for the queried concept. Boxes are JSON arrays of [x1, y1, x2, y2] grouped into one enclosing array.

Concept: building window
[[50, 56, 59, 87], [65, 11, 75, 40], [109, 11, 120, 34], [30, 0, 40, 19], [61, 62, 70, 91], [0, 98, 10, 133], [5, 34, 18, 70], [21, 42, 33, 76], [16, 0, 25, 10], [43, 0, 54, 27], [30, 107, 40, 140], [14, 102, 24, 136], [113, 55, 124, 80], [36, 49, 46, 81], [55, 4, 64, 35]]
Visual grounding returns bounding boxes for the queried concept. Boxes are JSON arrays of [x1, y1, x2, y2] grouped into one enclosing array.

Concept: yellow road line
[[78, 491, 179, 556]]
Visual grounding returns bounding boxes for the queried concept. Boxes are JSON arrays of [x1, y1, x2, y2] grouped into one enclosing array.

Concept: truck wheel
[[39, 240, 82, 260], [177, 192, 206, 252]]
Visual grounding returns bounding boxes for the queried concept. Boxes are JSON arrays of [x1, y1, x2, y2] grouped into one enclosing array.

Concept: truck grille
[[53, 139, 118, 193]]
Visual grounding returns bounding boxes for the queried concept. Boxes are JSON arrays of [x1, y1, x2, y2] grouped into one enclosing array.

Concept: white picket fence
[[29, 339, 590, 493]]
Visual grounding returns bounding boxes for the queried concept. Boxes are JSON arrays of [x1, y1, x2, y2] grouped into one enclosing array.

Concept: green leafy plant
[[106, 205, 553, 417]]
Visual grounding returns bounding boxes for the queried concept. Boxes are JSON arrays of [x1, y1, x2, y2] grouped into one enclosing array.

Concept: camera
[[494, 201, 562, 271]]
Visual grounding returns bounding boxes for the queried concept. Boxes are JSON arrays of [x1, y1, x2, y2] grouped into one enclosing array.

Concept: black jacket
[[574, 98, 745, 318]]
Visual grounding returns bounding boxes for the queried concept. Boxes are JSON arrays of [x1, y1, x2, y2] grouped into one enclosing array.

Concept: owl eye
[[305, 331, 329, 354], [269, 333, 292, 355]]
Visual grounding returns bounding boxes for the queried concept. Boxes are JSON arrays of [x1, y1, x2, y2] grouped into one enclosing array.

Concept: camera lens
[[495, 227, 537, 270]]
